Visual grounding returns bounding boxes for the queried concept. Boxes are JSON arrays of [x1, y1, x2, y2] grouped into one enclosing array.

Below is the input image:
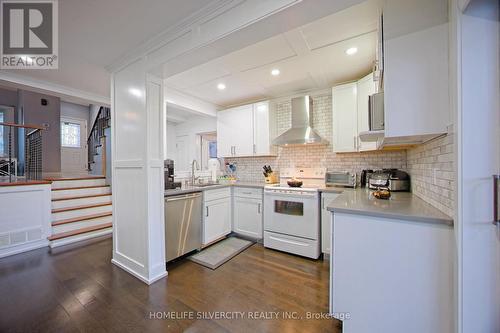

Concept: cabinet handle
[[206, 206, 209, 217], [354, 136, 357, 150], [258, 203, 261, 214], [494, 175, 499, 225], [322, 197, 325, 210], [253, 144, 256, 154]]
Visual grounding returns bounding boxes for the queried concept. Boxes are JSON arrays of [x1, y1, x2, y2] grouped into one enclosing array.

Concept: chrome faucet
[[191, 159, 200, 185]]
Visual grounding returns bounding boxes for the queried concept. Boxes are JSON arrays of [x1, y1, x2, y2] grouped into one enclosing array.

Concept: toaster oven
[[325, 171, 357, 188]]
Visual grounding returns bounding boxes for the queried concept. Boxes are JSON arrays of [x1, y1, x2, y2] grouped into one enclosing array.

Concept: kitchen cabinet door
[[203, 197, 231, 245], [357, 73, 377, 152], [332, 83, 358, 152], [253, 101, 271, 156], [217, 105, 254, 157], [321, 192, 340, 254], [233, 197, 262, 239]]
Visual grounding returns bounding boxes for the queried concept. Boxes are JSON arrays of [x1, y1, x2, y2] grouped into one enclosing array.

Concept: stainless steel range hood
[[272, 96, 329, 146]]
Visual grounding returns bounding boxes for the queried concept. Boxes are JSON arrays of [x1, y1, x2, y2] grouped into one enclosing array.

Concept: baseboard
[[111, 258, 168, 285], [0, 239, 48, 259]]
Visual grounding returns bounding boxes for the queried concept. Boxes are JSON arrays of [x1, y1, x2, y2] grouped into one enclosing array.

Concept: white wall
[[61, 101, 90, 123], [165, 121, 177, 161], [173, 115, 216, 171]]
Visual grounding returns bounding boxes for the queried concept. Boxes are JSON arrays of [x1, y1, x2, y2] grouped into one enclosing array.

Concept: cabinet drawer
[[263, 231, 320, 259], [233, 187, 262, 199], [204, 187, 231, 202]]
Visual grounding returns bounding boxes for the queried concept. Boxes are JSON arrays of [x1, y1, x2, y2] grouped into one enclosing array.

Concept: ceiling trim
[[0, 71, 110, 105], [106, 0, 302, 73], [106, 0, 237, 72]]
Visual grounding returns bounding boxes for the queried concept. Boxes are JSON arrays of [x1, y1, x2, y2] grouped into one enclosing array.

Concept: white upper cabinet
[[382, 0, 450, 142], [253, 102, 271, 156], [332, 83, 358, 153], [332, 74, 377, 153], [357, 73, 377, 151], [217, 101, 273, 157]]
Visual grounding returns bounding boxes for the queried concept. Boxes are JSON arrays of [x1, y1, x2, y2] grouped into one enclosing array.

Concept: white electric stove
[[263, 168, 325, 259]]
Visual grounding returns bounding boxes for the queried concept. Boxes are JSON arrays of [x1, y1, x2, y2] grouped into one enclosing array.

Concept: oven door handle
[[264, 192, 317, 200]]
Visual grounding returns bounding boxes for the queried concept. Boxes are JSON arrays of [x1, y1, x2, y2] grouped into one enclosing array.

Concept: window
[[61, 121, 81, 148], [0, 112, 4, 156]]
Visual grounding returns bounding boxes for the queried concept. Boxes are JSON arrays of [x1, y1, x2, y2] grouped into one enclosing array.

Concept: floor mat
[[188, 237, 254, 269]]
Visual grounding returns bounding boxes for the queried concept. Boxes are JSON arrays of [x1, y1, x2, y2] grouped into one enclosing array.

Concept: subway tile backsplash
[[226, 93, 406, 181], [225, 92, 454, 217], [406, 134, 454, 217]]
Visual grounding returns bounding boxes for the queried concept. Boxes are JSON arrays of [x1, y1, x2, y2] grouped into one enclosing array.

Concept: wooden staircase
[[47, 176, 112, 248]]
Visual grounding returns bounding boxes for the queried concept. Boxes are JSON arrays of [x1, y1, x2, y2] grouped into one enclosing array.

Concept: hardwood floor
[[0, 238, 341, 332]]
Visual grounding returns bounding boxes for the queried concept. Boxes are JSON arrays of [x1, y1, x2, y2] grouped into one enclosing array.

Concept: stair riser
[[52, 205, 112, 222], [52, 187, 111, 199], [51, 179, 106, 189], [52, 216, 113, 234], [49, 228, 112, 248], [51, 195, 112, 210]]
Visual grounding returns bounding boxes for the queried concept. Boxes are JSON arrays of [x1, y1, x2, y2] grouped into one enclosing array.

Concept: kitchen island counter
[[164, 182, 267, 197], [326, 188, 453, 226]]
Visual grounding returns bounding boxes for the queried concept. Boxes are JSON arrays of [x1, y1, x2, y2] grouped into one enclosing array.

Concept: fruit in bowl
[[287, 177, 303, 188]]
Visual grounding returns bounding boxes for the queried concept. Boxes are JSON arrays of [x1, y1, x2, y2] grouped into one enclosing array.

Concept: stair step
[[52, 201, 112, 213], [51, 186, 111, 200], [52, 185, 109, 191], [52, 193, 111, 202], [52, 212, 112, 226], [48, 222, 112, 241], [52, 215, 112, 234], [51, 179, 107, 190], [44, 176, 105, 181], [52, 204, 112, 222]]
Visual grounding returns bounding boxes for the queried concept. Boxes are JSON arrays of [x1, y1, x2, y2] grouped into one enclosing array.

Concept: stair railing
[[0, 122, 45, 182], [87, 107, 111, 171]]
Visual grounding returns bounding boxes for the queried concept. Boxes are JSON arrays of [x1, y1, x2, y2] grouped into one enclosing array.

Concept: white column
[[111, 61, 166, 284]]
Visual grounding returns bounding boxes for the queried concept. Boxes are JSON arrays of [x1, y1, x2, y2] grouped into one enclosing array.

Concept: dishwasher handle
[[166, 192, 202, 202]]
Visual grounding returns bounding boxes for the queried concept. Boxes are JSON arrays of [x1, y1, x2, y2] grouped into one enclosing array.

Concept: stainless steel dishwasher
[[165, 192, 202, 261]]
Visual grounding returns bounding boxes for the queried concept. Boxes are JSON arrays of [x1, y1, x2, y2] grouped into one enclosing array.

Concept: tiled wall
[[226, 92, 455, 217], [226, 93, 407, 182], [406, 134, 454, 217]]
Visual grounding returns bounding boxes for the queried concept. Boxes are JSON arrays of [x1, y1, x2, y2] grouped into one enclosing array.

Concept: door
[[321, 192, 340, 254], [332, 83, 358, 152], [61, 117, 87, 173], [459, 2, 500, 332], [357, 73, 377, 152], [233, 197, 262, 239], [203, 197, 231, 245]]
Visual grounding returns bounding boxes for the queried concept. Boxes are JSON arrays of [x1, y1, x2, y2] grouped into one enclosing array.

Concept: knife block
[[265, 172, 279, 184]]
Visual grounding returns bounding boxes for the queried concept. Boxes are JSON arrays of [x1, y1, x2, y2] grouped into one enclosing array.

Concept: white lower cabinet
[[321, 192, 340, 254], [203, 189, 231, 245], [232, 187, 263, 240]]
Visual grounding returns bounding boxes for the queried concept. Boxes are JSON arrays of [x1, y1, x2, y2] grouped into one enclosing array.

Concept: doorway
[[60, 117, 88, 174]]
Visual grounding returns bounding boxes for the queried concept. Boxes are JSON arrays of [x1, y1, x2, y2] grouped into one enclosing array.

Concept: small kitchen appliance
[[360, 169, 374, 188], [368, 169, 411, 192], [164, 159, 181, 190], [325, 171, 357, 188]]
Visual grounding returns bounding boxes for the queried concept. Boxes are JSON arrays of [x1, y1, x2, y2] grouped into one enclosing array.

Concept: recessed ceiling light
[[345, 47, 358, 55], [217, 83, 226, 90], [271, 69, 280, 76]]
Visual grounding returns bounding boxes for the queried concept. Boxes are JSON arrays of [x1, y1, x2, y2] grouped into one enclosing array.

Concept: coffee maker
[[164, 159, 180, 190]]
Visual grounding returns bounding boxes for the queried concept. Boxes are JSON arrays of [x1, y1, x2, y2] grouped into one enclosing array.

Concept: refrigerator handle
[[494, 175, 499, 226]]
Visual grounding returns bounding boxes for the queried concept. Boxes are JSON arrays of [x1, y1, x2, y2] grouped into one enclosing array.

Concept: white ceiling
[[166, 102, 215, 124], [164, 1, 380, 108], [2, 0, 214, 101]]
